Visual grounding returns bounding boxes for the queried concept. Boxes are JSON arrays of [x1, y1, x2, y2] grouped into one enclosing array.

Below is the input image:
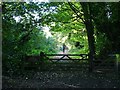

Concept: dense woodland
[[2, 2, 120, 78]]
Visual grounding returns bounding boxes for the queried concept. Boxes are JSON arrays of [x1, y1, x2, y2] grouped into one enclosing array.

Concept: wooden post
[[116, 54, 119, 73], [40, 52, 45, 70], [40, 51, 44, 56]]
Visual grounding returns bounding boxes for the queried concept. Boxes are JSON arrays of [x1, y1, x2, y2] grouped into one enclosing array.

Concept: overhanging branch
[[68, 2, 85, 23]]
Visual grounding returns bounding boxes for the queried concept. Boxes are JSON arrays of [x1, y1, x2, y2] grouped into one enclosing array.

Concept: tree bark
[[80, 2, 95, 72], [68, 2, 95, 72]]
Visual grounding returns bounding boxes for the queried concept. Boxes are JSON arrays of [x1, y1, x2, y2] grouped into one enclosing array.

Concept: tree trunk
[[80, 2, 95, 72]]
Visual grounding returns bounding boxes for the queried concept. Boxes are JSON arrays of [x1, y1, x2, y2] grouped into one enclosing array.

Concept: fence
[[24, 52, 118, 72]]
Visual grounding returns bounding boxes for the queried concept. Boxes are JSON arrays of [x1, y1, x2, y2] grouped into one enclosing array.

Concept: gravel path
[[2, 70, 120, 89], [2, 52, 120, 89]]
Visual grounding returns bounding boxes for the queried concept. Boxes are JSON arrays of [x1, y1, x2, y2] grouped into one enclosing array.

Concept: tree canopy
[[2, 2, 120, 74]]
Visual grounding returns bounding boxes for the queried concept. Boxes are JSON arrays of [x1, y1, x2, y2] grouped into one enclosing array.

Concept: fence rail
[[24, 52, 118, 72], [45, 54, 89, 61]]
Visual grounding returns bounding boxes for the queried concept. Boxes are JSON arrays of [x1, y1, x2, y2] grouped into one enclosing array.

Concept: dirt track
[[2, 70, 120, 88], [2, 51, 120, 89]]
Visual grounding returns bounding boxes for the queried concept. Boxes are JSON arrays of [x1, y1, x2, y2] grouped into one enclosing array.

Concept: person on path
[[63, 43, 67, 53]]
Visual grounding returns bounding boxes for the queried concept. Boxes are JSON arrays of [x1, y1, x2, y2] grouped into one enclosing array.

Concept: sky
[[24, 0, 49, 2], [13, 1, 55, 39], [42, 26, 52, 38], [14, 16, 52, 38]]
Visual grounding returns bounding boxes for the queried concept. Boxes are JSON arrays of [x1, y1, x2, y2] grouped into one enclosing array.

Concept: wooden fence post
[[39, 52, 45, 70], [116, 54, 119, 73]]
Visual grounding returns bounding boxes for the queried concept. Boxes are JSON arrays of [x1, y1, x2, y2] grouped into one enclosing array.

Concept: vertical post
[[116, 58, 118, 73], [116, 54, 119, 73], [40, 52, 45, 70]]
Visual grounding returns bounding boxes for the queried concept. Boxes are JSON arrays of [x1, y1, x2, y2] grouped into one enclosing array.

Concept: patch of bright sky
[[42, 26, 52, 38], [24, 0, 49, 3], [13, 1, 56, 39], [13, 16, 22, 22]]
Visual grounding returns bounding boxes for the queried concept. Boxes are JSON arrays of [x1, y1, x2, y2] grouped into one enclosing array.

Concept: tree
[[2, 2, 58, 75], [67, 2, 95, 71], [89, 2, 120, 57], [44, 2, 89, 54]]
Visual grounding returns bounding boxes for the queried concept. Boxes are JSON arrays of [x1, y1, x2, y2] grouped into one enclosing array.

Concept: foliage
[[90, 2, 120, 55], [44, 2, 89, 54], [2, 2, 120, 75], [2, 2, 58, 75]]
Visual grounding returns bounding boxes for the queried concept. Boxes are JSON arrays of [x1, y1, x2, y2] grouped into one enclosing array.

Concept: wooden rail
[[45, 54, 89, 61], [24, 52, 118, 72], [25, 53, 89, 63], [24, 52, 89, 70]]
